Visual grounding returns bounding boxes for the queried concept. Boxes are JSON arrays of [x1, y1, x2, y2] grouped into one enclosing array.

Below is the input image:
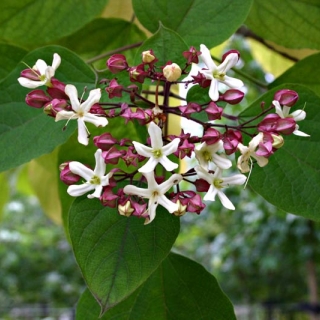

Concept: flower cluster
[[18, 44, 309, 224]]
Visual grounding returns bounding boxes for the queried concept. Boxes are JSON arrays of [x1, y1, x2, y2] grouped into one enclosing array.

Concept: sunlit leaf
[[132, 0, 253, 48], [246, 0, 320, 50], [76, 253, 236, 320], [0, 171, 10, 221]]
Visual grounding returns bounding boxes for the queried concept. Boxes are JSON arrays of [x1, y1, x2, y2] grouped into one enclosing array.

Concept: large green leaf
[[269, 53, 320, 97], [132, 0, 253, 48], [0, 0, 108, 48], [0, 44, 27, 80], [135, 24, 188, 67], [0, 171, 9, 221], [76, 252, 236, 320], [69, 197, 180, 314], [239, 84, 320, 220], [246, 0, 320, 50], [0, 45, 96, 172]]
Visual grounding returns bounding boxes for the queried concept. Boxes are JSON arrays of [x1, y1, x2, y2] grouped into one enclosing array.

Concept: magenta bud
[[129, 64, 147, 83], [94, 133, 118, 150], [100, 186, 118, 208], [107, 54, 128, 73], [90, 103, 105, 115], [219, 89, 244, 104], [179, 102, 201, 118], [275, 117, 296, 135], [132, 202, 148, 218], [26, 90, 51, 108], [106, 79, 123, 98], [20, 68, 40, 81], [222, 129, 242, 155], [47, 78, 68, 100], [205, 101, 223, 120], [187, 194, 206, 214], [44, 98, 69, 117], [183, 46, 201, 64], [274, 89, 299, 107], [59, 162, 81, 185], [102, 147, 125, 165], [258, 114, 281, 133], [201, 128, 221, 145], [195, 179, 210, 192]]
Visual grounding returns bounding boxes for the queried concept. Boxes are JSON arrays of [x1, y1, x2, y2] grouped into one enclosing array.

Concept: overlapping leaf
[[132, 0, 253, 48], [69, 197, 180, 314], [246, 0, 320, 50], [239, 84, 320, 220], [76, 253, 236, 320], [0, 46, 95, 172]]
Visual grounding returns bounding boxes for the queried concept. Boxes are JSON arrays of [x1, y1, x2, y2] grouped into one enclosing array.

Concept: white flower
[[195, 165, 246, 210], [18, 53, 61, 88], [273, 100, 309, 137], [123, 171, 182, 224], [195, 140, 232, 170], [237, 133, 268, 173], [199, 44, 244, 101], [55, 84, 108, 145], [133, 121, 180, 173], [67, 149, 113, 199]]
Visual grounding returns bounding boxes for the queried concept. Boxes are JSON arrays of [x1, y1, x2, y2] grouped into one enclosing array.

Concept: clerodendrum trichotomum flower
[[133, 121, 180, 173], [195, 165, 246, 210], [18, 53, 61, 88], [55, 84, 108, 145], [123, 171, 182, 224], [67, 149, 113, 199], [199, 44, 244, 101]]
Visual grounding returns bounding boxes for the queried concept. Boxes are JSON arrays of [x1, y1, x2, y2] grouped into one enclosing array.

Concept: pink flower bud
[[102, 147, 125, 165], [192, 71, 211, 88], [107, 54, 128, 73], [274, 89, 298, 107], [26, 90, 51, 108], [106, 79, 123, 99], [275, 117, 296, 135], [258, 114, 280, 133], [201, 128, 221, 145], [187, 194, 206, 214], [44, 98, 69, 117], [132, 202, 148, 218], [183, 46, 201, 64], [20, 68, 40, 81], [100, 186, 118, 208], [94, 133, 118, 150], [89, 103, 105, 115], [129, 64, 147, 83], [179, 102, 201, 118], [205, 101, 223, 120], [59, 162, 81, 185], [47, 78, 68, 100], [219, 89, 244, 104], [195, 179, 210, 192], [222, 129, 242, 155]]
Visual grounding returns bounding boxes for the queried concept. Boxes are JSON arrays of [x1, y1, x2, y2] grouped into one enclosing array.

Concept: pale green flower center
[[152, 149, 162, 159], [213, 71, 225, 81], [90, 175, 101, 185], [39, 74, 46, 81], [202, 150, 212, 162], [213, 178, 223, 189]]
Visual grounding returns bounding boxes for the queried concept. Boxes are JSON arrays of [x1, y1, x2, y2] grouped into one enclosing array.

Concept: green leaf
[[69, 197, 180, 315], [76, 253, 236, 320], [135, 23, 188, 67], [239, 84, 320, 220], [0, 0, 108, 48], [0, 45, 96, 173], [0, 43, 27, 80], [269, 53, 320, 97], [246, 0, 320, 50], [0, 171, 10, 221], [57, 18, 146, 68], [132, 0, 253, 48]]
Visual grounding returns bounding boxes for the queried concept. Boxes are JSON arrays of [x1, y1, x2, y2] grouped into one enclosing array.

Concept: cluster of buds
[[18, 44, 309, 224]]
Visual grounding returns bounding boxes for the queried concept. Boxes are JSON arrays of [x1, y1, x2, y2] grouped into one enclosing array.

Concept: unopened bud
[[59, 162, 81, 185], [44, 98, 69, 117], [107, 54, 128, 73], [118, 200, 134, 217], [163, 63, 181, 82], [142, 50, 157, 64], [26, 90, 51, 108], [172, 200, 187, 217], [274, 89, 298, 107], [271, 134, 284, 149], [219, 89, 244, 104]]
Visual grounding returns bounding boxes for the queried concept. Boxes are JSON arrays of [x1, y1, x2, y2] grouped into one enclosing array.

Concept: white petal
[[291, 109, 306, 122], [52, 53, 61, 71], [88, 185, 103, 199], [293, 129, 310, 137], [67, 183, 94, 197], [133, 141, 153, 157], [45, 66, 54, 81], [159, 156, 178, 171], [157, 195, 178, 213], [237, 155, 250, 173], [217, 190, 235, 210], [203, 185, 218, 201], [200, 44, 217, 71], [158, 174, 182, 194], [77, 119, 89, 146], [248, 132, 264, 150], [35, 59, 47, 75], [123, 185, 151, 198], [273, 100, 284, 118], [217, 53, 239, 73], [195, 165, 213, 184], [69, 161, 93, 180], [83, 113, 108, 127], [251, 154, 268, 167], [208, 79, 219, 101], [222, 76, 244, 89], [162, 138, 180, 155], [148, 122, 163, 149], [93, 149, 106, 177], [65, 84, 80, 111], [138, 157, 158, 173], [146, 198, 158, 223], [55, 110, 77, 122], [81, 88, 101, 112], [222, 174, 247, 186], [212, 154, 232, 169], [18, 77, 44, 89]]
